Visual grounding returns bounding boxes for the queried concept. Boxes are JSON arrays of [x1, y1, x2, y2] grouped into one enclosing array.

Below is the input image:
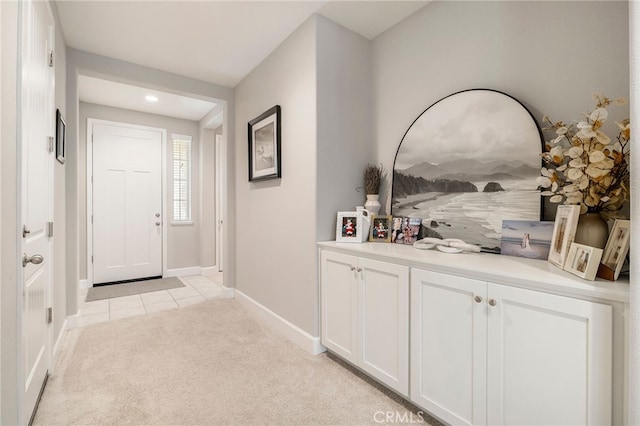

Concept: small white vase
[[364, 194, 381, 216]]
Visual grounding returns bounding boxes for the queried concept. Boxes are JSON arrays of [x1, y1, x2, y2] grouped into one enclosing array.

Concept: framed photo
[[500, 220, 554, 260], [391, 89, 543, 253], [248, 105, 281, 181], [564, 243, 603, 281], [336, 212, 364, 243], [56, 108, 66, 164], [600, 219, 630, 280], [548, 205, 580, 269], [390, 217, 403, 243], [369, 215, 392, 242]]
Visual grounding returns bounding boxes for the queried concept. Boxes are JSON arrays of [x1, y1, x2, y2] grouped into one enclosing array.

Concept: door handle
[[22, 253, 44, 267]]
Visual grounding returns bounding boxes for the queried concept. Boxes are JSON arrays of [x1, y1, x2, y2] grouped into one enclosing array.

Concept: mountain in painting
[[400, 159, 539, 181]]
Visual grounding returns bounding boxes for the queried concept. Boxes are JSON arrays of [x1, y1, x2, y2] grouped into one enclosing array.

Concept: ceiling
[[57, 1, 429, 122]]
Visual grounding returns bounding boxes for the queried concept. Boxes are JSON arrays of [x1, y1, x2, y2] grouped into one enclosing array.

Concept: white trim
[[86, 118, 168, 286], [201, 266, 217, 274], [221, 285, 235, 299], [165, 266, 201, 277], [51, 318, 68, 366], [66, 313, 79, 330], [215, 132, 225, 272], [78, 279, 89, 289], [234, 289, 326, 355]]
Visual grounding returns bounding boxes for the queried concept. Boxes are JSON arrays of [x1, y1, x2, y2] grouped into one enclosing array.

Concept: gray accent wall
[[372, 1, 630, 215], [79, 102, 203, 276], [234, 15, 373, 336]]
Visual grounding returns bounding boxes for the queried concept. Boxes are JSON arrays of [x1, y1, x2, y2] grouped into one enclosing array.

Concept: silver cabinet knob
[[474, 295, 483, 303], [155, 213, 161, 218], [22, 253, 44, 267], [356, 267, 362, 273], [155, 222, 161, 226], [350, 266, 356, 271], [488, 299, 497, 306]]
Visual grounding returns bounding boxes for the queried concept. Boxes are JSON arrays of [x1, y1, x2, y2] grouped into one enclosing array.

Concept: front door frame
[[86, 118, 167, 286]]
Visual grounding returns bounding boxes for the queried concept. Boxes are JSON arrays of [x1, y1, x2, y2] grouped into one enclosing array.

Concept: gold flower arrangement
[[537, 94, 630, 217]]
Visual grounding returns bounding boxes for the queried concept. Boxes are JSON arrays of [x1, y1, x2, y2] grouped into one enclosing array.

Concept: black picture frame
[[56, 108, 66, 164], [248, 105, 281, 181]]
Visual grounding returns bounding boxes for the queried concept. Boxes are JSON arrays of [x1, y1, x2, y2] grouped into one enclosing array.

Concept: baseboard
[[52, 318, 68, 361], [66, 313, 79, 330], [234, 289, 326, 355], [79, 279, 89, 289], [165, 266, 201, 277], [201, 266, 218, 274], [221, 285, 235, 298]]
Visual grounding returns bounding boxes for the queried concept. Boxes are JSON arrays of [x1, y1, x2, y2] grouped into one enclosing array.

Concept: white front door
[[20, 0, 54, 422], [92, 121, 163, 284]]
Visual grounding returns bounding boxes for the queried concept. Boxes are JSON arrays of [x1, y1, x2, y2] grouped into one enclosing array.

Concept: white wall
[[629, 2, 639, 423], [235, 17, 318, 335], [373, 1, 630, 215], [1, 2, 19, 423], [199, 128, 216, 268], [79, 102, 202, 275]]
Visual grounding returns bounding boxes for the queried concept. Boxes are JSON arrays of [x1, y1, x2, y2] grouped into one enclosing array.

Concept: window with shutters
[[172, 135, 192, 223]]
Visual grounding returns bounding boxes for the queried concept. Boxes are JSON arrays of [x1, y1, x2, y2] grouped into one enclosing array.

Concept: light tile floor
[[76, 272, 225, 327]]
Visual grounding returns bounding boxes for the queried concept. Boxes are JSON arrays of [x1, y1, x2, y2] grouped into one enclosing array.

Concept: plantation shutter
[[172, 135, 192, 222]]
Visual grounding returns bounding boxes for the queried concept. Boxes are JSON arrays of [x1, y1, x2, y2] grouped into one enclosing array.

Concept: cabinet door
[[359, 258, 409, 396], [411, 269, 487, 426], [320, 251, 359, 363], [487, 284, 612, 426]]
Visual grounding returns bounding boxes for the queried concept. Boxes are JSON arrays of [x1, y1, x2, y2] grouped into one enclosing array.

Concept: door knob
[[22, 253, 44, 267], [23, 225, 31, 238]]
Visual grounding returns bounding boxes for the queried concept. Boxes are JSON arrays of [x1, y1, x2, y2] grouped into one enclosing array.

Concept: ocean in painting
[[393, 180, 540, 251]]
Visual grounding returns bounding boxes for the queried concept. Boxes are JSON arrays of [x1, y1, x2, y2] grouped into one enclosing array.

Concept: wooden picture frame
[[369, 215, 392, 242], [248, 105, 281, 181], [548, 205, 580, 269], [56, 108, 66, 164], [599, 219, 630, 280], [336, 212, 365, 243], [564, 243, 604, 281]]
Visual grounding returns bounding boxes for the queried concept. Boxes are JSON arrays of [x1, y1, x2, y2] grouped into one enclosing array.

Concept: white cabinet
[[411, 268, 613, 426], [320, 250, 409, 395]]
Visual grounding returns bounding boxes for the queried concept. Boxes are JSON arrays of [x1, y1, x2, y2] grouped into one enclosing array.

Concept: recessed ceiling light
[[145, 95, 159, 102]]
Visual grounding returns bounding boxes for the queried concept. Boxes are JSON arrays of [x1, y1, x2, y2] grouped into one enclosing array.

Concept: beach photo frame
[[336, 212, 364, 243], [500, 220, 554, 260], [599, 219, 630, 280], [564, 243, 604, 281], [547, 205, 581, 269], [391, 89, 543, 253]]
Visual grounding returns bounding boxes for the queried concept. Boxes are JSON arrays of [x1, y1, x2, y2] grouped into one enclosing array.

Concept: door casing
[[86, 118, 167, 286]]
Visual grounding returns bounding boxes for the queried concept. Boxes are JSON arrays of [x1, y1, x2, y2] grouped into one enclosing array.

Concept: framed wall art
[[547, 205, 580, 269], [599, 219, 630, 280], [248, 105, 281, 181], [391, 89, 543, 253], [336, 212, 364, 243], [500, 220, 554, 260], [564, 243, 603, 281], [56, 108, 66, 164], [369, 215, 392, 242]]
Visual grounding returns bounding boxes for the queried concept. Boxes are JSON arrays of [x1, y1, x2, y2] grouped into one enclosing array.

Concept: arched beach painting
[[392, 90, 543, 253]]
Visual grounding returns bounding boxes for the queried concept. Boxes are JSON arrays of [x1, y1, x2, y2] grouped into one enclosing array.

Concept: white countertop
[[318, 241, 630, 303]]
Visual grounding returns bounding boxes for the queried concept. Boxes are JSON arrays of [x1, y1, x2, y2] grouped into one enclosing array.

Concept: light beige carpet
[[34, 298, 439, 426]]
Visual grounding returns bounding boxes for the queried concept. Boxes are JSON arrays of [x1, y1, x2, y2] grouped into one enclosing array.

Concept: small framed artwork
[[564, 243, 604, 281], [500, 220, 554, 260], [56, 109, 66, 164], [401, 217, 422, 245], [336, 212, 364, 243], [390, 217, 403, 243], [248, 105, 281, 181], [548, 205, 580, 269], [369, 215, 392, 242], [600, 219, 630, 280]]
